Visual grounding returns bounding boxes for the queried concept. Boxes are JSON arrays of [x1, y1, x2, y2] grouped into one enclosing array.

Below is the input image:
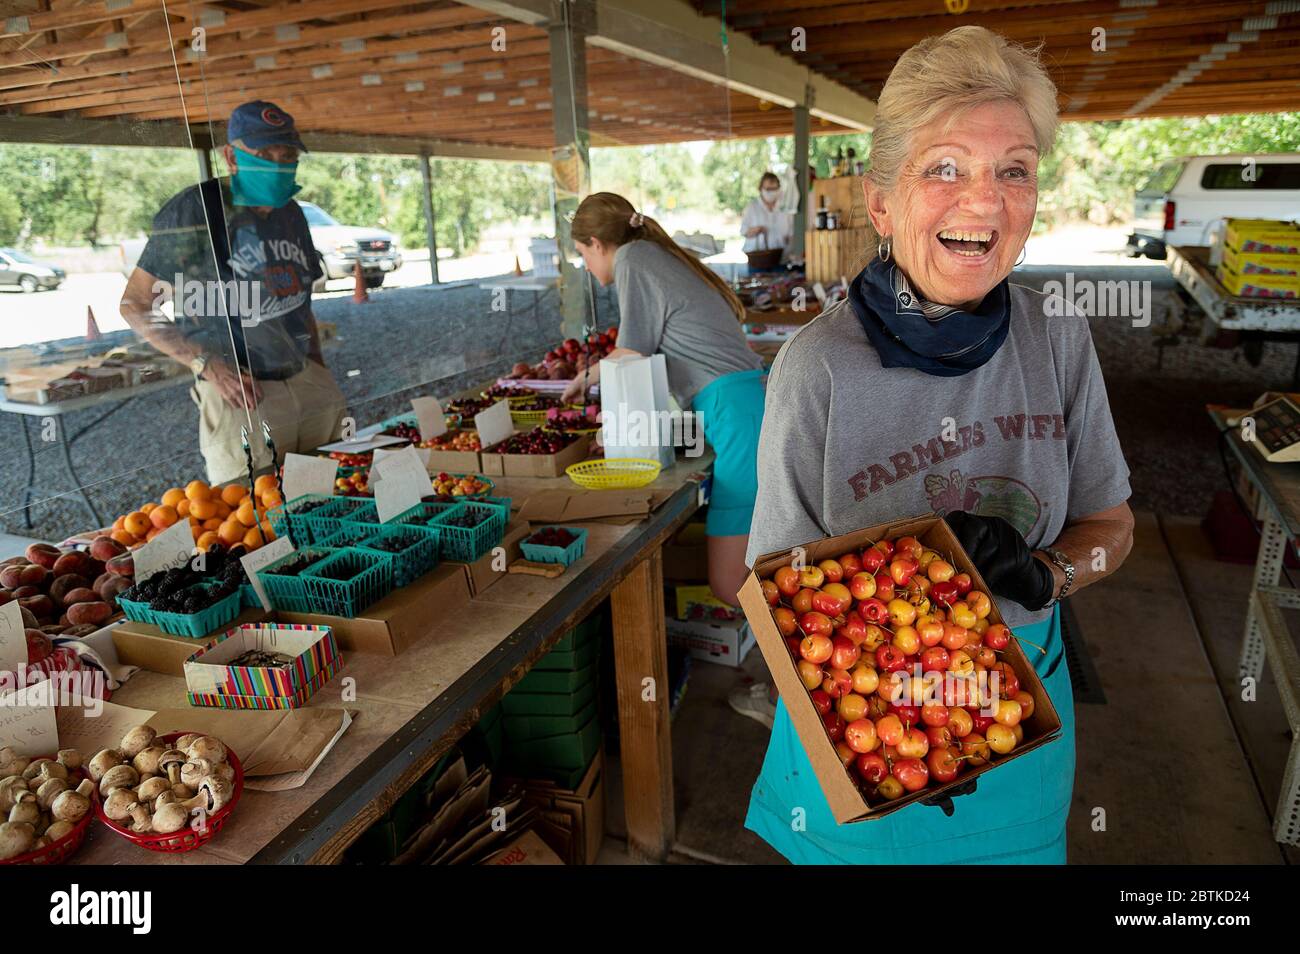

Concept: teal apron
[[745, 607, 1076, 864], [692, 368, 766, 537]]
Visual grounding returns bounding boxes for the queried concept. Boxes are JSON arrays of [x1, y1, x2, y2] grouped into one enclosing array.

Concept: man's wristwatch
[[1039, 547, 1074, 608], [189, 354, 209, 379]]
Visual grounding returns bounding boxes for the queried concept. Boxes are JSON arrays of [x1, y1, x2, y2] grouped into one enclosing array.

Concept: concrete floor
[[598, 511, 1295, 865]]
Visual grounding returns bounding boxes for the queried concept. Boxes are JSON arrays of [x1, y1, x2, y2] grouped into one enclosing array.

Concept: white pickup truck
[[119, 199, 402, 292]]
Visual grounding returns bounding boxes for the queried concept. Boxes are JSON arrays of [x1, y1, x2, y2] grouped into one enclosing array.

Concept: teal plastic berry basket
[[520, 526, 588, 567], [324, 496, 378, 525], [152, 584, 242, 638], [268, 493, 339, 546], [402, 500, 460, 527], [355, 524, 441, 587], [316, 523, 377, 549], [118, 595, 155, 626], [240, 582, 258, 610], [302, 549, 392, 618], [430, 501, 503, 563], [257, 547, 337, 614]]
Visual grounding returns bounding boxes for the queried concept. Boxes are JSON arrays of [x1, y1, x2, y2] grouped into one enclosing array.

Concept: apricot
[[176, 498, 191, 518], [235, 500, 257, 527], [185, 480, 210, 501], [161, 487, 186, 508], [196, 531, 220, 551], [123, 511, 150, 537], [221, 484, 247, 507], [254, 474, 278, 497], [203, 517, 223, 532], [112, 515, 126, 532], [242, 527, 264, 551], [213, 501, 232, 520], [140, 502, 156, 514], [150, 505, 179, 529], [111, 529, 137, 547], [190, 498, 217, 521], [217, 520, 245, 547]]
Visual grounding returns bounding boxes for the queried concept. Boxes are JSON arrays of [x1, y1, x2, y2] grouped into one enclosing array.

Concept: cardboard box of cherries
[[737, 514, 1062, 823]]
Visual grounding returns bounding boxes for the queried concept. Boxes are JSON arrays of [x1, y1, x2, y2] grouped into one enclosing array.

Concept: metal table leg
[[1240, 512, 1286, 682], [16, 413, 37, 529]]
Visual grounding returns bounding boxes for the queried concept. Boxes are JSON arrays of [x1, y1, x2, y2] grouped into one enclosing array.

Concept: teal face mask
[[230, 147, 301, 207]]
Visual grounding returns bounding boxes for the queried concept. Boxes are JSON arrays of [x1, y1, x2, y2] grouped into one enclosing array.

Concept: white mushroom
[[135, 776, 170, 804], [35, 776, 68, 811], [153, 790, 176, 810], [180, 776, 234, 815], [0, 821, 35, 860], [173, 734, 201, 753], [179, 758, 211, 792], [185, 737, 227, 765], [132, 745, 167, 777], [158, 749, 186, 785], [8, 791, 40, 826], [171, 782, 195, 800], [119, 725, 157, 760], [50, 780, 94, 824], [56, 749, 83, 772], [0, 776, 28, 814], [151, 801, 189, 834], [0, 748, 30, 778], [125, 802, 152, 834], [87, 749, 122, 782], [98, 764, 139, 796], [102, 788, 136, 822], [44, 819, 75, 843], [23, 758, 64, 784]]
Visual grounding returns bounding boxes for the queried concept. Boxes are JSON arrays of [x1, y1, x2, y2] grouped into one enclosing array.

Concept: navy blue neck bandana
[[848, 256, 1010, 377]]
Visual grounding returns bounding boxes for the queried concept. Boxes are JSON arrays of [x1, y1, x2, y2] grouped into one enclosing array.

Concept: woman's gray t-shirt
[[613, 240, 763, 408], [744, 283, 1131, 630]]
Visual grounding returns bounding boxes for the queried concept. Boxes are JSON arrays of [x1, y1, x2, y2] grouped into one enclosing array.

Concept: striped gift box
[[183, 622, 342, 710]]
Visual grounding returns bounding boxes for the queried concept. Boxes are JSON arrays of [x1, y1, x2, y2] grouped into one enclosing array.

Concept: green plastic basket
[[429, 501, 504, 563], [520, 526, 587, 566], [268, 493, 340, 546], [303, 548, 392, 618], [325, 496, 378, 526], [257, 547, 337, 614], [403, 500, 461, 526], [477, 496, 511, 535], [355, 524, 441, 587], [118, 595, 155, 626], [151, 584, 242, 638], [315, 523, 377, 549]]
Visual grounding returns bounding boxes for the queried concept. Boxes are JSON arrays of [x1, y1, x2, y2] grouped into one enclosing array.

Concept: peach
[[92, 572, 113, 596], [18, 564, 48, 587], [19, 606, 38, 629], [89, 536, 126, 562], [24, 543, 60, 569], [106, 553, 135, 577], [40, 624, 67, 635], [61, 587, 98, 606], [0, 590, 11, 605], [99, 577, 132, 607], [19, 594, 55, 620], [49, 574, 91, 604], [0, 565, 26, 589], [66, 601, 111, 626], [0, 556, 26, 567], [11, 585, 39, 599], [52, 551, 91, 577]]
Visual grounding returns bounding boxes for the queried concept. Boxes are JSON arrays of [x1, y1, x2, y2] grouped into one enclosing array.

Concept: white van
[[1126, 154, 1300, 259]]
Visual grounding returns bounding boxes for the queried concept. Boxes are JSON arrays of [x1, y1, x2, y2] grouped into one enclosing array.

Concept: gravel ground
[[2, 264, 1291, 542]]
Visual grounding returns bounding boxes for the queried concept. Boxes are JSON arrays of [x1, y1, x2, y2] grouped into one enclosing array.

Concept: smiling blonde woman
[[743, 26, 1135, 864]]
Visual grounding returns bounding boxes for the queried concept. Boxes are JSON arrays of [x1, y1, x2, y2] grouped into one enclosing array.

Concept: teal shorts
[[745, 608, 1076, 864], [692, 368, 766, 537]]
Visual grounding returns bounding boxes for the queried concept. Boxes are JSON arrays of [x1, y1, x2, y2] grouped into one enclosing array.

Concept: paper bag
[[599, 354, 675, 469]]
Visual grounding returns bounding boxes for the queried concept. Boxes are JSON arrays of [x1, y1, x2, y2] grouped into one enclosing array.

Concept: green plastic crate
[[532, 638, 599, 672], [500, 678, 598, 717], [302, 548, 392, 618], [355, 524, 440, 587], [502, 698, 597, 742], [503, 714, 601, 772], [257, 547, 337, 614], [554, 613, 605, 652], [514, 660, 597, 695]]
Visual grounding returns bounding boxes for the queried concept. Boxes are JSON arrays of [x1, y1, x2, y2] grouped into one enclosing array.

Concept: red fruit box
[[736, 513, 1062, 824]]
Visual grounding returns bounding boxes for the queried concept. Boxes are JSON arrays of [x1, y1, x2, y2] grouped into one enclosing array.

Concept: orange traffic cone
[[513, 254, 523, 276], [352, 260, 368, 304], [86, 306, 102, 341]]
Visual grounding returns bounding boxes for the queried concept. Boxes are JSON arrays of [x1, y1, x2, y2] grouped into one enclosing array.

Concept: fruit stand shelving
[[63, 449, 711, 865], [1209, 405, 1300, 847]]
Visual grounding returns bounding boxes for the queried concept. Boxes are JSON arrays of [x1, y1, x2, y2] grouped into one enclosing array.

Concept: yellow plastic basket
[[566, 458, 662, 490], [510, 409, 549, 428]]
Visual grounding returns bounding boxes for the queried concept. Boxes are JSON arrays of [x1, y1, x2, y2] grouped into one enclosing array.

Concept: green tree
[[0, 185, 20, 244]]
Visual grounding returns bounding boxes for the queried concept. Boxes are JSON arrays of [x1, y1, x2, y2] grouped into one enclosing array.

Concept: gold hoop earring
[[878, 237, 892, 263]]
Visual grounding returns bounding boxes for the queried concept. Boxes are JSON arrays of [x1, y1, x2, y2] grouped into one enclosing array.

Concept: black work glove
[[944, 510, 1054, 612], [920, 776, 978, 816]]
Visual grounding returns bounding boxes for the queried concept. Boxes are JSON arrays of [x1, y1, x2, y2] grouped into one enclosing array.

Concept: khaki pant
[[193, 360, 348, 484]]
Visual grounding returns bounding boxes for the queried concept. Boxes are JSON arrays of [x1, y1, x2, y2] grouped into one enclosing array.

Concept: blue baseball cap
[[227, 101, 308, 152]]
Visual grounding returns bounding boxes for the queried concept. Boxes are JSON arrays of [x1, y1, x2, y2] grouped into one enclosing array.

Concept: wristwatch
[[189, 354, 209, 379], [1039, 547, 1074, 607]]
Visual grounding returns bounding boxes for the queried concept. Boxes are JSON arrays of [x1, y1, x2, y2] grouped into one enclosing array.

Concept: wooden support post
[[789, 89, 811, 258], [419, 153, 440, 285], [610, 548, 675, 861]]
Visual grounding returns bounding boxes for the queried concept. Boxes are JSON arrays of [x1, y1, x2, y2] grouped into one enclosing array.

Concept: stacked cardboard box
[[1217, 219, 1300, 298]]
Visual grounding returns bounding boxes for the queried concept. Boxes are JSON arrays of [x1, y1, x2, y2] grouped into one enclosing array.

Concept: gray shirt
[[745, 283, 1132, 630], [613, 240, 763, 408]]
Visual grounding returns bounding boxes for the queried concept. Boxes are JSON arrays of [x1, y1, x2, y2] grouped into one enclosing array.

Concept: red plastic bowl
[[0, 761, 97, 866], [94, 732, 244, 853]]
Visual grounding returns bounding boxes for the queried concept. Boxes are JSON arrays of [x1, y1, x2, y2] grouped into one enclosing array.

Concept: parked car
[[117, 201, 403, 291], [0, 248, 66, 292], [299, 202, 402, 291], [1127, 153, 1300, 259]]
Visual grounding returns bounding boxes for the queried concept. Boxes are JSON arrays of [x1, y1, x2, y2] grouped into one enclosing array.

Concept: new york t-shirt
[[136, 178, 323, 377], [745, 283, 1132, 630]]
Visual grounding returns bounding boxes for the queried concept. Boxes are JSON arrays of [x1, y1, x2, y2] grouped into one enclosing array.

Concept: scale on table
[[1231, 395, 1300, 462]]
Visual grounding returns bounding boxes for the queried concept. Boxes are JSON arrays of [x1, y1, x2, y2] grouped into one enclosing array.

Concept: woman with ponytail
[[564, 192, 765, 606]]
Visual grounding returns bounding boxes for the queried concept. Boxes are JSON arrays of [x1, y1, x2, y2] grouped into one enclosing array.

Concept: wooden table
[[69, 453, 712, 865], [1209, 406, 1300, 846]]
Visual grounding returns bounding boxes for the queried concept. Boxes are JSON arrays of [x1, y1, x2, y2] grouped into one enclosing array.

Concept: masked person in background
[[740, 172, 793, 274], [120, 100, 347, 484]]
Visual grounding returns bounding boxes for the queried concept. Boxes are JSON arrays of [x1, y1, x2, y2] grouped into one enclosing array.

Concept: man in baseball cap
[[120, 100, 348, 484]]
